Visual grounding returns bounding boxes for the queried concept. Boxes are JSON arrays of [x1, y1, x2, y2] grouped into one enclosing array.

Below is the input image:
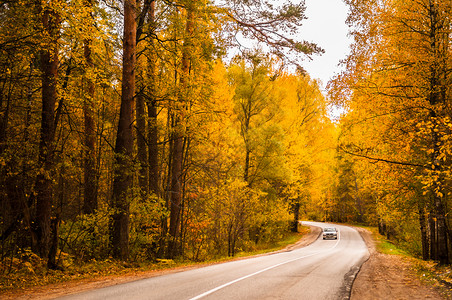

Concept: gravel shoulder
[[352, 227, 445, 300]]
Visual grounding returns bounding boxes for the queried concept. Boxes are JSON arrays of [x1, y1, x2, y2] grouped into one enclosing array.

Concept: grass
[[233, 227, 310, 258], [356, 225, 409, 257], [372, 234, 409, 257]]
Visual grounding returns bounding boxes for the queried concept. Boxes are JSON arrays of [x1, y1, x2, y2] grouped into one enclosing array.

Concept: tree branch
[[339, 145, 425, 168]]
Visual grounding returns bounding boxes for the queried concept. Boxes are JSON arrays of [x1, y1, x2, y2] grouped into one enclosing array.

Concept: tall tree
[[168, 2, 194, 258], [135, 0, 154, 196], [423, 0, 450, 264], [146, 0, 160, 198], [35, 0, 61, 266], [82, 0, 98, 214], [228, 53, 274, 186], [111, 0, 137, 260]]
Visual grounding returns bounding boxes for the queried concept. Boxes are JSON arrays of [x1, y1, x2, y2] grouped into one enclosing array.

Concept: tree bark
[[147, 0, 159, 197], [148, 98, 159, 196], [291, 202, 300, 232], [135, 0, 154, 197], [83, 0, 98, 214], [426, 1, 449, 264], [418, 205, 429, 261], [168, 119, 183, 257], [429, 212, 438, 260], [168, 5, 193, 258], [35, 3, 60, 262], [136, 92, 148, 195], [111, 0, 136, 260]]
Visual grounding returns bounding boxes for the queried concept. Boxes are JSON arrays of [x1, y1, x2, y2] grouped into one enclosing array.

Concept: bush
[[59, 204, 112, 262]]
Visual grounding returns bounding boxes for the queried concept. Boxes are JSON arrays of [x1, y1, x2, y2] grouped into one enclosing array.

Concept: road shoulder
[[352, 227, 445, 300]]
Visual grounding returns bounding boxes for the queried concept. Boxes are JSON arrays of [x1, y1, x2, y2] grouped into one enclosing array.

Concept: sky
[[298, 0, 352, 89]]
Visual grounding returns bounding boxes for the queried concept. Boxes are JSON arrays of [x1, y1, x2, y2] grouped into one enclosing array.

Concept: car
[[322, 227, 338, 240]]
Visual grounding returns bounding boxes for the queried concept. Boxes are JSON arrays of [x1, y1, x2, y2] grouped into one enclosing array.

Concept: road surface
[[58, 222, 369, 300]]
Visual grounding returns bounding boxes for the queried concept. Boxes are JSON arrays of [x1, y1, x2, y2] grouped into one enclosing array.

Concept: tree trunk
[[244, 146, 250, 184], [35, 4, 60, 263], [47, 214, 60, 269], [136, 92, 148, 195], [148, 99, 159, 196], [427, 71, 449, 265], [111, 0, 136, 261], [135, 0, 153, 196], [168, 120, 183, 257], [418, 205, 429, 261], [434, 196, 449, 264], [354, 177, 364, 223], [144, 0, 163, 256], [167, 5, 193, 258], [429, 212, 438, 260], [425, 1, 449, 264], [291, 202, 300, 232], [82, 1, 98, 214], [147, 0, 159, 197]]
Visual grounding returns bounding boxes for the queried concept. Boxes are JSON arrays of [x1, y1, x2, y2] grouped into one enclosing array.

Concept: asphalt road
[[58, 221, 369, 300]]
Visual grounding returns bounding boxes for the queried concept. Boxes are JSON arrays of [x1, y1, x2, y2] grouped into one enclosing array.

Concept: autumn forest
[[0, 0, 451, 280]]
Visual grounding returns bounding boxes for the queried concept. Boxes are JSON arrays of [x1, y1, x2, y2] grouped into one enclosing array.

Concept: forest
[[0, 0, 451, 279]]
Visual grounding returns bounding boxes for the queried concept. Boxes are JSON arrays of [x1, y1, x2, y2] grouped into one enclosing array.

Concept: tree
[[82, 0, 98, 214], [331, 0, 452, 263], [35, 0, 61, 267], [222, 0, 324, 67], [228, 52, 275, 186], [135, 0, 155, 196], [111, 0, 137, 260]]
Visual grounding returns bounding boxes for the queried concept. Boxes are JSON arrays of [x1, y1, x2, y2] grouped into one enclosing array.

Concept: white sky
[[225, 0, 352, 92], [298, 0, 352, 89]]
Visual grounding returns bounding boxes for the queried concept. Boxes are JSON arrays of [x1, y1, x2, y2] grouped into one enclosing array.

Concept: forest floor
[[1, 225, 451, 299]]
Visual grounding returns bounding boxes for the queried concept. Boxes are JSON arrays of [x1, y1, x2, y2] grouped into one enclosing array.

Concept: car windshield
[[324, 228, 336, 232]]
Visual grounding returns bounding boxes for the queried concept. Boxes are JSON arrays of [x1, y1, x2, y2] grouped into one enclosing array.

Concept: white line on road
[[189, 231, 341, 300]]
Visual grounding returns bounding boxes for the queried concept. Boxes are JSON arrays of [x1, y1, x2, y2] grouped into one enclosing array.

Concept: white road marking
[[189, 230, 341, 300]]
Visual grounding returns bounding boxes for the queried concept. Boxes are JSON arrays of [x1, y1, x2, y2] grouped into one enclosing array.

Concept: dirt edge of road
[[352, 227, 446, 300]]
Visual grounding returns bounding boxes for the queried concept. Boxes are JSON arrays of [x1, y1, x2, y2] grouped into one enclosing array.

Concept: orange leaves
[[329, 0, 452, 261]]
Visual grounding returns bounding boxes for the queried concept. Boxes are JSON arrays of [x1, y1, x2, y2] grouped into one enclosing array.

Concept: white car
[[323, 227, 338, 240]]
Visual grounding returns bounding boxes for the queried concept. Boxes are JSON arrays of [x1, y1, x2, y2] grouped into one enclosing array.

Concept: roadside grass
[[366, 227, 409, 257], [232, 225, 310, 259], [350, 224, 409, 257], [0, 226, 311, 293]]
